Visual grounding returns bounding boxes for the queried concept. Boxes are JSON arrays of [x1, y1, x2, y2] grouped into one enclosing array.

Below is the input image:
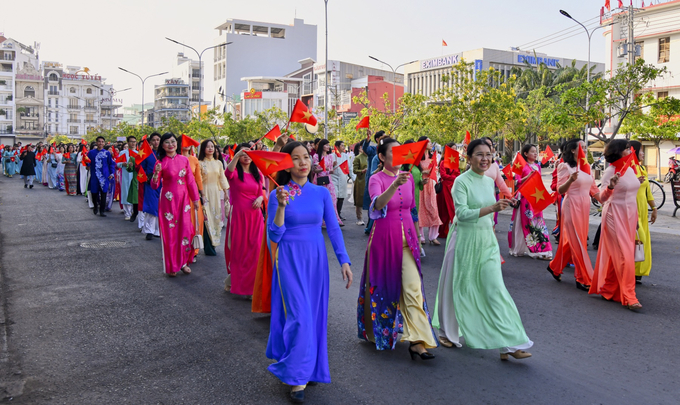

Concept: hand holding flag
[[516, 171, 556, 212]]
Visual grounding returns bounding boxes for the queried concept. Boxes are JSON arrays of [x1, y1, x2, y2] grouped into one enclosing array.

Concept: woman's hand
[[650, 208, 657, 224], [608, 173, 620, 189], [392, 172, 409, 188], [154, 161, 162, 174], [492, 198, 514, 212], [341, 263, 353, 289], [252, 195, 264, 209], [193, 200, 200, 208], [235, 147, 250, 158], [638, 176, 645, 184], [568, 172, 579, 183], [275, 186, 289, 207]]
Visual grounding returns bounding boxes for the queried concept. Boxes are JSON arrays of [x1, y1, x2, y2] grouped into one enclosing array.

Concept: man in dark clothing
[[19, 144, 37, 188]]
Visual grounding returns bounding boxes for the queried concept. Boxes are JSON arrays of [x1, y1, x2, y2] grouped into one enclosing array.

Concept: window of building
[[658, 91, 668, 99], [70, 87, 76, 93], [49, 85, 58, 95], [49, 73, 58, 81], [234, 23, 251, 35], [24, 86, 35, 98], [86, 88, 93, 94], [69, 98, 79, 108], [635, 41, 644, 62], [70, 126, 78, 135], [253, 25, 269, 37], [271, 28, 285, 39], [658, 37, 670, 63], [24, 121, 36, 130]]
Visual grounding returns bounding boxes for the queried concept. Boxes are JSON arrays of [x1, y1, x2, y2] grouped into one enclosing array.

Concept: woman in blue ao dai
[[266, 141, 353, 404]]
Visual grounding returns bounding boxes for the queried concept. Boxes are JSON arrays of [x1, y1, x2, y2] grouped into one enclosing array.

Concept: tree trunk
[[656, 141, 662, 181]]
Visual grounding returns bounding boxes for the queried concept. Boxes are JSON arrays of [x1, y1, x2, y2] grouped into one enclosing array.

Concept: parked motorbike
[[664, 157, 680, 183]]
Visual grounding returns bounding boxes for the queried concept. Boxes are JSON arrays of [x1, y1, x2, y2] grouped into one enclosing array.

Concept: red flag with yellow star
[[115, 153, 127, 164], [181, 134, 200, 149], [517, 171, 556, 212], [81, 147, 90, 166], [442, 146, 460, 171], [511, 152, 528, 176], [334, 146, 350, 175], [577, 144, 591, 175], [501, 163, 513, 179], [135, 140, 153, 165], [629, 146, 640, 174], [391, 140, 428, 167], [137, 168, 148, 183], [245, 150, 294, 178], [464, 130, 471, 145], [541, 145, 554, 165], [263, 125, 282, 142], [611, 151, 635, 176], [356, 116, 370, 129], [289, 99, 317, 126]]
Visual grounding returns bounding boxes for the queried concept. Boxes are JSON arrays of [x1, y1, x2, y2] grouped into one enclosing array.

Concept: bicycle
[[591, 179, 665, 212]]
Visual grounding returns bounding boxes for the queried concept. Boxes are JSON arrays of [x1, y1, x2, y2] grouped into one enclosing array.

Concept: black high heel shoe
[[546, 265, 561, 282], [290, 388, 305, 403], [575, 281, 590, 291], [409, 343, 435, 360]]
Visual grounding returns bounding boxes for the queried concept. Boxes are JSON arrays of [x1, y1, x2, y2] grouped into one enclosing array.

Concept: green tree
[[622, 93, 680, 177]]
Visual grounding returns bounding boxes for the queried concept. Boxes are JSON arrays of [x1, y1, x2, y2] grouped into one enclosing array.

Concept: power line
[[516, 14, 601, 49]]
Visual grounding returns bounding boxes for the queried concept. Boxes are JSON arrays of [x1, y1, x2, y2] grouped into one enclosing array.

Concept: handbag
[[316, 175, 330, 185], [634, 231, 645, 262], [192, 207, 204, 249], [434, 179, 443, 194], [51, 163, 58, 168]]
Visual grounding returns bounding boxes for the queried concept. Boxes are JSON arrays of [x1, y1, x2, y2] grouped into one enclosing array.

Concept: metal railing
[[67, 119, 82, 123], [48, 91, 59, 95], [84, 119, 98, 123], [84, 106, 98, 111]]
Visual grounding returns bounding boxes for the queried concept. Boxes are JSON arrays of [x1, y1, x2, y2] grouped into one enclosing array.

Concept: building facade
[[14, 61, 44, 141], [151, 78, 190, 127], [213, 18, 317, 115], [0, 36, 16, 142], [172, 52, 203, 108], [603, 0, 680, 176], [403, 48, 604, 98]]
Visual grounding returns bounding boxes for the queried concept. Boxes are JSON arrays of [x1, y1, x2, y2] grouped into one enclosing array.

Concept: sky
[[1, 0, 643, 110]]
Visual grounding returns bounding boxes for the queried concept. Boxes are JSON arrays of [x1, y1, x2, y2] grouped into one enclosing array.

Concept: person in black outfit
[[19, 144, 37, 189]]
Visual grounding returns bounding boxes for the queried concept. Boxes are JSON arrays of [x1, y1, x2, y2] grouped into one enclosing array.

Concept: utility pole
[[628, 4, 635, 67]]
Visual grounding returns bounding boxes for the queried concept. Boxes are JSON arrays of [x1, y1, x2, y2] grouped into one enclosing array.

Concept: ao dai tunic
[[151, 154, 200, 274], [549, 163, 600, 285], [635, 166, 653, 277], [224, 167, 264, 295], [200, 158, 229, 245], [266, 181, 350, 385], [419, 156, 442, 228], [357, 171, 435, 350], [589, 166, 640, 305], [433, 170, 531, 349], [509, 163, 553, 258]]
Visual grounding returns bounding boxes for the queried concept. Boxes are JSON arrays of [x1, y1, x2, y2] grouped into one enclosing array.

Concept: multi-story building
[[603, 0, 680, 176], [0, 36, 17, 142], [122, 103, 154, 125], [172, 52, 203, 109], [15, 61, 44, 141], [403, 48, 603, 98], [311, 60, 403, 115], [151, 78, 190, 127], [212, 18, 317, 115], [99, 84, 124, 131]]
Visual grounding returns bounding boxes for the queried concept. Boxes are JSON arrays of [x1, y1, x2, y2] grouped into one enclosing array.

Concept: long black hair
[[316, 139, 330, 159], [156, 132, 177, 161], [604, 139, 630, 164], [198, 139, 218, 161], [235, 142, 261, 183], [561, 139, 581, 168], [629, 140, 642, 161], [276, 141, 313, 185]]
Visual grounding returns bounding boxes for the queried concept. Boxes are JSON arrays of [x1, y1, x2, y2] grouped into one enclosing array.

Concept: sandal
[[627, 302, 642, 310], [500, 350, 532, 361], [438, 336, 454, 348], [181, 265, 191, 275], [167, 272, 178, 277]]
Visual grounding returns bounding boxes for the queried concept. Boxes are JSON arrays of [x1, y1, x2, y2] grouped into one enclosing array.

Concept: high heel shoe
[[500, 350, 532, 361], [408, 343, 435, 360], [546, 265, 561, 282], [575, 281, 589, 291], [290, 386, 305, 403]]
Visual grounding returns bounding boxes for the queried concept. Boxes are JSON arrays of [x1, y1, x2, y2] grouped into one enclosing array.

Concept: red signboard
[[244, 91, 263, 99]]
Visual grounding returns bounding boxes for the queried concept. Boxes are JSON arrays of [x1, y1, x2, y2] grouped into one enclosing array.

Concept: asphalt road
[[1, 175, 679, 404]]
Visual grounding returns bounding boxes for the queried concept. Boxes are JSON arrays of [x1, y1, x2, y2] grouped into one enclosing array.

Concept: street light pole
[[560, 10, 610, 143], [118, 68, 168, 127], [324, 0, 329, 140], [368, 56, 417, 113], [166, 38, 231, 122]]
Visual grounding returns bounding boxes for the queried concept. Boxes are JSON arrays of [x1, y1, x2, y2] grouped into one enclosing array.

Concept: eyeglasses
[[472, 153, 493, 159]]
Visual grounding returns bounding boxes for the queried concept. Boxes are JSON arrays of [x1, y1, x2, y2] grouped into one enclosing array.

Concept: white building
[[603, 0, 680, 176], [172, 52, 203, 108], [0, 37, 17, 141], [151, 78, 190, 127], [403, 48, 604, 98], [213, 18, 317, 115], [239, 76, 303, 119]]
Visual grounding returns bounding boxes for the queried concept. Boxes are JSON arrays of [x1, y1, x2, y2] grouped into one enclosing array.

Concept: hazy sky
[[1, 0, 635, 109]]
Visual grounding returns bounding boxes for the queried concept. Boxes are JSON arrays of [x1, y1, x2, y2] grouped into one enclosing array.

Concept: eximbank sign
[[517, 55, 559, 67], [421, 54, 460, 70]]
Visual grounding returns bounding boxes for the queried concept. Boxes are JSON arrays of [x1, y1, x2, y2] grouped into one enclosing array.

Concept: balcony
[[67, 119, 82, 123], [155, 103, 189, 110], [68, 105, 80, 110], [48, 91, 59, 96], [84, 106, 98, 111], [20, 113, 39, 120], [84, 119, 98, 123]]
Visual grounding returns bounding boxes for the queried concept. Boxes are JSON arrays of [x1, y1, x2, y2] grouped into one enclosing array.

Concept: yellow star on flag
[[581, 157, 588, 165], [302, 110, 313, 121], [514, 162, 522, 169], [260, 157, 279, 169], [531, 188, 545, 202], [448, 155, 456, 164], [403, 150, 416, 161]]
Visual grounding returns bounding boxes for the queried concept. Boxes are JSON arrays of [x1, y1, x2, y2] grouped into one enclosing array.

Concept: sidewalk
[[531, 168, 680, 236]]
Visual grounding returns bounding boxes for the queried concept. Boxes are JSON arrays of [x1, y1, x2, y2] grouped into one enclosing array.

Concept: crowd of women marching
[[2, 129, 656, 404]]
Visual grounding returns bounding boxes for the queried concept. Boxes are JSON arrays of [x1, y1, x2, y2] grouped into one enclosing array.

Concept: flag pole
[[267, 174, 281, 188]]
